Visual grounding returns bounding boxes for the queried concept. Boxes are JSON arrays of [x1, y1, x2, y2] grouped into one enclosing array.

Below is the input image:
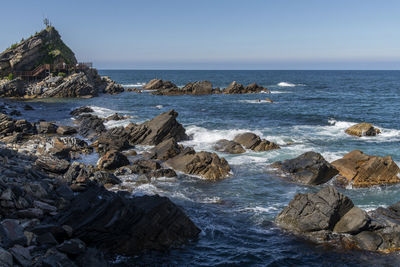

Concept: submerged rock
[[213, 139, 245, 154], [345, 123, 381, 137], [272, 152, 338, 185], [331, 150, 400, 187], [233, 132, 280, 152]]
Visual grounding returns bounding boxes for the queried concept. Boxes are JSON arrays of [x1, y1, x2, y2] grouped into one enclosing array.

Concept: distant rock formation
[[345, 123, 381, 137]]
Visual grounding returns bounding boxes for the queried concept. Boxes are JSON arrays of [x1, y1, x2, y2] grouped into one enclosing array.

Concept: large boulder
[[165, 150, 231, 180], [42, 72, 98, 98], [35, 155, 70, 174], [244, 83, 270, 93], [345, 123, 381, 137], [154, 81, 213, 95], [213, 139, 245, 154], [97, 150, 129, 170], [223, 81, 245, 94], [93, 126, 132, 155], [276, 186, 354, 233], [146, 138, 183, 160], [331, 150, 400, 187], [52, 185, 200, 255], [101, 76, 124, 94], [272, 152, 338, 185], [143, 79, 177, 90], [126, 110, 188, 146], [233, 132, 280, 152], [0, 78, 25, 97], [77, 114, 106, 139]]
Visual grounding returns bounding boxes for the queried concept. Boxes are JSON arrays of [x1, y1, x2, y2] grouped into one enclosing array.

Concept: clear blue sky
[[1, 0, 399, 70]]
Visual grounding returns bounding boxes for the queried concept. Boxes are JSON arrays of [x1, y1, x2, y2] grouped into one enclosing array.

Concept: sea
[[16, 70, 400, 266]]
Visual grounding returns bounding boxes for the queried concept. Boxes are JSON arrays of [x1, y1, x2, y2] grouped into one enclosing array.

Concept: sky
[[0, 0, 399, 70]]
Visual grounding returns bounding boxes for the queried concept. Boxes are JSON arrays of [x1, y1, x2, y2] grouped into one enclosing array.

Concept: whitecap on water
[[277, 82, 296, 87], [121, 82, 146, 88], [238, 100, 274, 104]]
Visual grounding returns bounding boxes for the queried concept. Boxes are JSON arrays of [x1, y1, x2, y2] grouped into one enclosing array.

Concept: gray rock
[[275, 186, 354, 232], [147, 138, 183, 160], [37, 121, 58, 134], [9, 244, 31, 267], [214, 139, 245, 154], [57, 238, 86, 255], [272, 152, 338, 185], [0, 219, 27, 248], [0, 247, 13, 267], [333, 206, 369, 234], [354, 231, 383, 251], [234, 132, 280, 152], [76, 247, 108, 267], [41, 248, 77, 267]]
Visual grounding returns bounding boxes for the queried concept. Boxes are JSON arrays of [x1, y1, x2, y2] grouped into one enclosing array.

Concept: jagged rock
[[41, 248, 77, 267], [233, 132, 280, 152], [126, 110, 188, 146], [333, 207, 369, 234], [345, 123, 381, 137], [37, 121, 58, 134], [35, 155, 70, 174], [93, 126, 131, 154], [63, 162, 95, 184], [331, 150, 400, 187], [244, 83, 270, 93], [77, 114, 106, 139], [56, 126, 77, 135], [70, 106, 93, 117], [143, 79, 177, 90], [0, 26, 77, 74], [223, 81, 269, 94], [154, 80, 213, 95], [49, 136, 92, 159], [9, 244, 32, 267], [42, 72, 98, 98], [97, 150, 129, 170], [0, 247, 13, 267], [101, 76, 124, 94], [147, 138, 183, 160], [213, 139, 245, 154], [165, 150, 231, 180], [37, 231, 58, 245], [57, 238, 86, 255], [272, 152, 338, 185], [91, 171, 121, 185], [276, 186, 354, 233], [52, 185, 200, 255], [0, 113, 36, 138], [0, 219, 27, 248], [0, 78, 25, 97], [105, 113, 128, 121]]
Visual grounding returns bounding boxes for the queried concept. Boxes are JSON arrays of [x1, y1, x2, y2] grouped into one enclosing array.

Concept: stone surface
[[70, 106, 93, 117], [213, 139, 245, 154], [345, 123, 381, 137], [0, 219, 27, 247], [331, 150, 400, 187], [97, 150, 129, 170], [0, 247, 13, 267], [53, 185, 200, 255], [165, 150, 231, 180], [272, 152, 338, 185], [57, 238, 86, 255], [233, 132, 280, 152], [35, 155, 70, 174], [333, 206, 369, 234], [56, 126, 77, 135], [147, 138, 183, 160], [143, 79, 177, 90], [9, 244, 32, 267], [276, 186, 354, 232], [37, 121, 58, 134]]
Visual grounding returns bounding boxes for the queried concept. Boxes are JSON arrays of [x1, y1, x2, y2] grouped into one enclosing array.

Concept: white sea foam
[[103, 119, 132, 129], [121, 82, 146, 88], [238, 206, 278, 213], [277, 82, 296, 87], [182, 126, 263, 151], [155, 105, 163, 109], [239, 99, 274, 104], [270, 90, 290, 94]]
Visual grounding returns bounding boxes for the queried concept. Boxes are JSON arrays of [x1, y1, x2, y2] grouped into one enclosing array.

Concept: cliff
[[0, 26, 77, 74]]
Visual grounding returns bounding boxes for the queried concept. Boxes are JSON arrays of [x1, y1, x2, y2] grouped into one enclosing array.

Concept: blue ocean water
[[20, 70, 400, 266]]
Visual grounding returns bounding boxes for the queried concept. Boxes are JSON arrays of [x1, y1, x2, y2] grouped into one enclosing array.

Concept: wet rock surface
[[233, 132, 280, 152]]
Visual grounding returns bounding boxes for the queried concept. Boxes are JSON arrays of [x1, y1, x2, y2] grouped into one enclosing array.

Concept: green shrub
[[57, 72, 66, 78], [10, 43, 18, 49], [7, 73, 14, 81]]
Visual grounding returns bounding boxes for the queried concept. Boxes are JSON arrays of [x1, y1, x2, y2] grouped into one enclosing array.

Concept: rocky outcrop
[[276, 186, 400, 252], [143, 79, 177, 90], [272, 152, 338, 185], [0, 78, 25, 97], [126, 109, 188, 146], [223, 81, 269, 94], [0, 27, 77, 74], [331, 150, 400, 187], [76, 114, 106, 139], [70, 106, 93, 116], [345, 123, 381, 137], [0, 113, 36, 139], [97, 150, 130, 170], [52, 185, 200, 255], [101, 76, 124, 94], [153, 81, 215, 95], [146, 138, 183, 160], [165, 150, 231, 180], [233, 132, 280, 152], [213, 139, 245, 154]]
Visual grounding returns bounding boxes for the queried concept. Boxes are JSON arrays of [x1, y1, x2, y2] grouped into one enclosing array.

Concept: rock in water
[[223, 81, 245, 94], [165, 150, 231, 180], [345, 123, 381, 137], [213, 139, 245, 154], [53, 186, 200, 255], [275, 186, 354, 233], [331, 150, 400, 187], [127, 109, 188, 145], [233, 132, 280, 152], [147, 138, 183, 160], [272, 152, 338, 185], [143, 79, 177, 90], [97, 150, 129, 170]]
